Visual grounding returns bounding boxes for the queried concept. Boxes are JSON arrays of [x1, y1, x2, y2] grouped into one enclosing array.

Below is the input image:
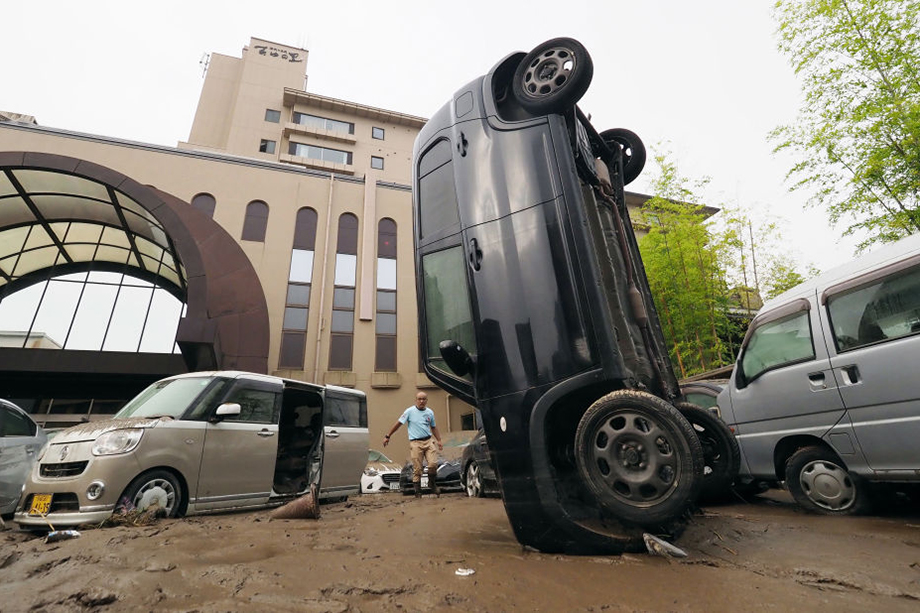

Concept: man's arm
[[431, 425, 443, 451], [383, 421, 402, 447]]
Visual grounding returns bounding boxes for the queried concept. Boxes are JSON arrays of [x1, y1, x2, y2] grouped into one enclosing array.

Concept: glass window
[[287, 284, 310, 306], [279, 332, 306, 369], [372, 127, 385, 140], [241, 201, 269, 242], [740, 311, 815, 382], [827, 266, 920, 352], [1, 406, 35, 436], [288, 143, 353, 166], [377, 258, 396, 290], [371, 156, 384, 170], [336, 214, 359, 255], [375, 336, 397, 372], [190, 193, 216, 218], [259, 139, 276, 154], [378, 218, 397, 258], [325, 392, 367, 427], [421, 246, 477, 380], [329, 334, 353, 370], [376, 313, 396, 334], [289, 250, 314, 283], [293, 208, 317, 250], [333, 287, 355, 309], [417, 140, 460, 240], [377, 290, 396, 312], [222, 387, 280, 424], [334, 254, 357, 286], [292, 112, 354, 135], [283, 307, 308, 331], [265, 109, 281, 123], [331, 310, 354, 333]]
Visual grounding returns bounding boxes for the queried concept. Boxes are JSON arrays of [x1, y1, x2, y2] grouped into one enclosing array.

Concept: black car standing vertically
[[413, 38, 708, 554]]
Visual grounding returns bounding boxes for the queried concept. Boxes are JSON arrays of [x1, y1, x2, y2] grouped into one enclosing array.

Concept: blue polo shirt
[[399, 406, 436, 440]]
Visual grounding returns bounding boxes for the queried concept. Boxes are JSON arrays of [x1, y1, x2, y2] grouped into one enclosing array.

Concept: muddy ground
[[2, 489, 920, 612]]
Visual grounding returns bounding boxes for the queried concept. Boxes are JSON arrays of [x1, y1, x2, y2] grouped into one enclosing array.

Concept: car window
[[827, 265, 920, 352], [685, 392, 718, 409], [0, 405, 36, 437], [325, 392, 367, 427], [417, 139, 460, 241], [421, 245, 477, 381], [740, 311, 815, 382], [222, 387, 281, 424]]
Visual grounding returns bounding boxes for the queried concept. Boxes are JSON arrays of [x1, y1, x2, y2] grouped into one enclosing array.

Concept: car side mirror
[[212, 402, 241, 422], [439, 340, 475, 377]]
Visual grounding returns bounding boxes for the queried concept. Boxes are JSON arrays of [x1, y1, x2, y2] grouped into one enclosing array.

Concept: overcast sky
[[3, 0, 865, 273]]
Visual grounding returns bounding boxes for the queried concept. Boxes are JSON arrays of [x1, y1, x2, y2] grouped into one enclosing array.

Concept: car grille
[[40, 461, 89, 478], [381, 473, 400, 484], [22, 493, 80, 513]]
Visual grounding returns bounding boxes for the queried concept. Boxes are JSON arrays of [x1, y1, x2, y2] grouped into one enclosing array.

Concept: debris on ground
[[45, 529, 81, 544], [643, 533, 688, 559], [100, 499, 164, 528], [455, 568, 475, 576], [270, 484, 321, 520]]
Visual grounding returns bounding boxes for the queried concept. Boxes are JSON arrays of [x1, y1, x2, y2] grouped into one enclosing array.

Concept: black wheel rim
[[586, 410, 682, 507]]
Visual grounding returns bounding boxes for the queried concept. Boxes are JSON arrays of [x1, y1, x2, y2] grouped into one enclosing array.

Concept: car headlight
[[92, 429, 144, 456]]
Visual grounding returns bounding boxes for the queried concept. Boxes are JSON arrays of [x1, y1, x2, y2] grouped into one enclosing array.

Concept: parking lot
[[3, 489, 920, 611]]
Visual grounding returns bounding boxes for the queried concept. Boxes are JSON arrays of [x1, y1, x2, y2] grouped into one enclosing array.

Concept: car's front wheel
[[511, 37, 593, 115], [785, 446, 871, 515], [465, 462, 484, 498], [122, 470, 183, 517]]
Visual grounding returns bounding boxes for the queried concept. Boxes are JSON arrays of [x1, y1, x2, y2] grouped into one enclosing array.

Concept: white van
[[719, 233, 920, 514]]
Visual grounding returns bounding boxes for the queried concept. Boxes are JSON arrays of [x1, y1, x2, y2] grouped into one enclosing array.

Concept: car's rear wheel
[[465, 462, 484, 498], [785, 446, 871, 515], [599, 128, 646, 185], [123, 470, 182, 517], [675, 402, 740, 503], [512, 37, 593, 115], [574, 390, 703, 526]]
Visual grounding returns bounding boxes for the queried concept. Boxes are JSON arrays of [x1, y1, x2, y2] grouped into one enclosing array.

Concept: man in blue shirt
[[383, 392, 443, 498]]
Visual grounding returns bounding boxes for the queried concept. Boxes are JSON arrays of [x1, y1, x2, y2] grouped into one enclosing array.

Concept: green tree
[[771, 0, 920, 250], [638, 153, 737, 378]]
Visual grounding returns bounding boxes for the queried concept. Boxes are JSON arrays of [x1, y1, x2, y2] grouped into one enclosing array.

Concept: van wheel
[[574, 390, 703, 526], [675, 402, 740, 503], [512, 37, 593, 115], [785, 446, 871, 515], [123, 470, 183, 518], [600, 128, 646, 185]]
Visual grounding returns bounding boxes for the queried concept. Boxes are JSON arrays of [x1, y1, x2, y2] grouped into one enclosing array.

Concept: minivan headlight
[[92, 429, 144, 456]]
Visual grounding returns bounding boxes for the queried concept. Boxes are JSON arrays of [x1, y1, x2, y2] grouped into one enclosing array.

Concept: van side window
[[827, 266, 920, 352], [0, 405, 34, 437], [741, 311, 815, 381], [417, 139, 460, 240], [222, 387, 281, 424], [421, 246, 477, 380], [325, 393, 367, 428]]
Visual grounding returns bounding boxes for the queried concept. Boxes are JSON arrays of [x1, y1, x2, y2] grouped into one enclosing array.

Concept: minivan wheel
[[123, 470, 183, 518], [574, 390, 704, 526], [675, 402, 740, 503], [600, 128, 646, 185], [785, 446, 871, 515], [511, 37, 593, 115], [465, 462, 484, 498]]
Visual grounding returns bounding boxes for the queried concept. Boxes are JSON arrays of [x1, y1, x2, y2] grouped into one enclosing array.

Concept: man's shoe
[[413, 482, 421, 498], [429, 473, 440, 497]]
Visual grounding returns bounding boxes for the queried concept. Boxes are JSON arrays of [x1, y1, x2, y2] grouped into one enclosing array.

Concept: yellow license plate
[[29, 494, 52, 516]]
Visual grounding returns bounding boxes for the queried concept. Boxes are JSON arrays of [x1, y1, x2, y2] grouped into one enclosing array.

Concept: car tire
[[574, 390, 703, 526], [600, 128, 646, 185], [122, 470, 183, 518], [785, 446, 871, 515], [511, 37, 593, 115], [465, 462, 484, 498], [675, 402, 740, 503]]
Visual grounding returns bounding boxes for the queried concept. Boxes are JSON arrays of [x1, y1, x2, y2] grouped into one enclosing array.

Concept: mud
[[2, 490, 920, 612]]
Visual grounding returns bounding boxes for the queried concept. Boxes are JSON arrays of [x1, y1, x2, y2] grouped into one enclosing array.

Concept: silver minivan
[[719, 233, 920, 514], [15, 371, 367, 528]]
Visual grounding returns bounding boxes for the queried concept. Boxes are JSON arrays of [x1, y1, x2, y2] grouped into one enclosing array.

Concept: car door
[[319, 388, 368, 498], [723, 297, 847, 478], [196, 379, 282, 509], [0, 402, 46, 514], [824, 261, 920, 470]]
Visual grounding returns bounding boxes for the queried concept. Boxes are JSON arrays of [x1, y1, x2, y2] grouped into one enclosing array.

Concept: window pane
[[828, 266, 920, 351], [293, 208, 317, 250], [375, 335, 396, 372], [283, 307, 308, 331], [279, 332, 306, 368], [372, 127, 385, 140], [418, 142, 460, 239], [421, 246, 476, 380], [1, 407, 35, 436], [741, 312, 814, 381], [378, 218, 397, 258], [329, 334, 353, 370], [289, 249, 314, 283], [259, 139, 276, 154], [242, 201, 269, 242], [377, 258, 396, 290], [371, 156, 384, 170], [223, 388, 279, 423], [138, 288, 182, 353], [334, 254, 356, 286], [376, 312, 396, 334], [333, 287, 354, 309], [103, 286, 154, 352], [287, 284, 310, 306], [331, 310, 354, 333], [265, 109, 281, 123], [191, 193, 216, 217], [377, 290, 396, 312], [67, 283, 119, 350]]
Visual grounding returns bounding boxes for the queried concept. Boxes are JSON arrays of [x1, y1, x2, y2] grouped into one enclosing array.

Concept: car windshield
[[115, 377, 219, 419]]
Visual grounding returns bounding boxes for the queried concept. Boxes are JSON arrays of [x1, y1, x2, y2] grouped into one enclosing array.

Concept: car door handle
[[326, 431, 340, 438], [257, 429, 275, 437], [468, 238, 482, 271], [807, 371, 827, 389], [840, 364, 860, 385]]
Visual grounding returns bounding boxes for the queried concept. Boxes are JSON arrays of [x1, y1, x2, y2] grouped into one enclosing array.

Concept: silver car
[[14, 371, 366, 528], [1, 399, 47, 516]]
